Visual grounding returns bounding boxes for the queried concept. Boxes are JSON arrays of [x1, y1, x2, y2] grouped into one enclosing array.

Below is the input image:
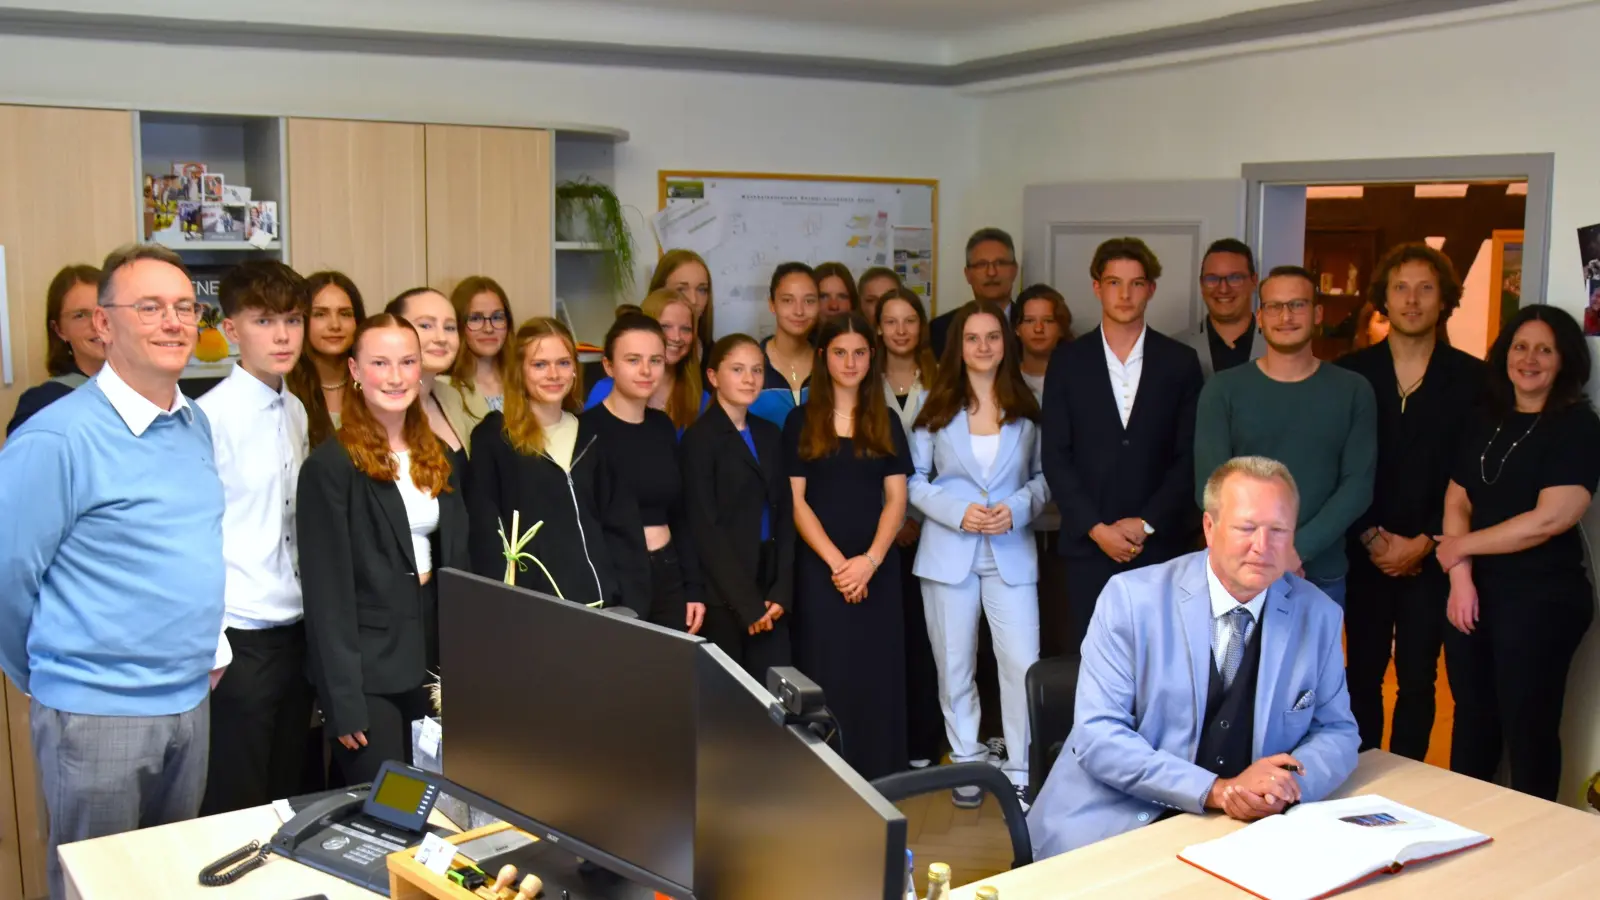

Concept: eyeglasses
[[103, 300, 199, 325], [1201, 273, 1251, 289], [1260, 299, 1312, 318], [466, 311, 509, 331], [966, 259, 1017, 272]]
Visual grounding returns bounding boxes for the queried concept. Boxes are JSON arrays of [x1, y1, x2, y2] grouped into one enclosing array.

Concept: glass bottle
[[926, 862, 951, 900]]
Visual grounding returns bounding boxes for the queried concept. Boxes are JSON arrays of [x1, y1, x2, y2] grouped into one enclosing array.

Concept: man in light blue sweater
[[0, 243, 227, 899]]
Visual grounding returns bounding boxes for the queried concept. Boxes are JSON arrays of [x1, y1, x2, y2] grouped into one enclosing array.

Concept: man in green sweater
[[1193, 265, 1376, 608]]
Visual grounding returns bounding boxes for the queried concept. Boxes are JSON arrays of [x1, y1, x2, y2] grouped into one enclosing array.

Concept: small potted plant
[[555, 177, 636, 297]]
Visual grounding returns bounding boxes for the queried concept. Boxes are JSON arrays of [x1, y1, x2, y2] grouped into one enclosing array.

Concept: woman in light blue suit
[[910, 300, 1047, 807]]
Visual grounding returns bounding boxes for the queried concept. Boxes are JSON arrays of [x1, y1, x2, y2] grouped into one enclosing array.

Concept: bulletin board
[[655, 171, 938, 338]]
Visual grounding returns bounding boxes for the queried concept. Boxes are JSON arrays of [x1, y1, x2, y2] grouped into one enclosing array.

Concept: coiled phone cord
[[198, 839, 271, 886]]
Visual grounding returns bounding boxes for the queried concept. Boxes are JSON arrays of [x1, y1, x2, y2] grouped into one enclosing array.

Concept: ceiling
[[0, 0, 1517, 84]]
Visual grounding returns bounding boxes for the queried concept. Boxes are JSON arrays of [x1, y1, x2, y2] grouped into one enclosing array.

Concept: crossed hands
[[1090, 517, 1148, 564], [960, 503, 1013, 536], [1207, 754, 1304, 822], [832, 555, 876, 603], [1364, 528, 1435, 577]]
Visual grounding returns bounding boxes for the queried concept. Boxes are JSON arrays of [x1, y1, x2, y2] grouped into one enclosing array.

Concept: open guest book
[[1178, 795, 1491, 899]]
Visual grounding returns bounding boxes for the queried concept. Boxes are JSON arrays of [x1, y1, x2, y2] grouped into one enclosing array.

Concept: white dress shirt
[[1101, 325, 1147, 428], [1204, 552, 1268, 673], [196, 364, 310, 631]]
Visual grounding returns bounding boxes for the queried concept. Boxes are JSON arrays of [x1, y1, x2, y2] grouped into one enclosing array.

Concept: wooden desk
[[952, 751, 1600, 898], [59, 804, 455, 900]]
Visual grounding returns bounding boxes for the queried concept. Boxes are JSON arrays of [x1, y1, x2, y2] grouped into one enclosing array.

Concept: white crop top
[[392, 451, 441, 573], [970, 432, 1001, 480]]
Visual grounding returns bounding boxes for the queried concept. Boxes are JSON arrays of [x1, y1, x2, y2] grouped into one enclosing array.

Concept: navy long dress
[[782, 406, 911, 780]]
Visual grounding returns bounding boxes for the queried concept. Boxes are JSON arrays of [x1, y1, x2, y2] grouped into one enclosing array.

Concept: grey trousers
[[31, 696, 210, 900]]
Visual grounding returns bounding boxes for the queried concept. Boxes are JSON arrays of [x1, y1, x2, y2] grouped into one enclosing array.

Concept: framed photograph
[[202, 174, 225, 203], [1489, 229, 1524, 344]]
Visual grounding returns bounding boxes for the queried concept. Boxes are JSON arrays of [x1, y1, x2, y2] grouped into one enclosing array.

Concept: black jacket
[[297, 438, 469, 737], [680, 401, 795, 626], [1337, 341, 1488, 542], [1041, 326, 1204, 560], [465, 413, 650, 615]]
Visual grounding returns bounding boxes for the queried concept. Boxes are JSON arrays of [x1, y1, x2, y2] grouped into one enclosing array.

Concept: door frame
[[1242, 153, 1555, 304]]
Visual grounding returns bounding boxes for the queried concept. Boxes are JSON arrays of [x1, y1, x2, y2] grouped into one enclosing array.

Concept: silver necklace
[[1479, 415, 1541, 485]]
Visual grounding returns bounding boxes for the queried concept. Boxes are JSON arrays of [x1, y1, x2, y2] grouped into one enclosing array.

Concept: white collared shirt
[[96, 362, 193, 435], [197, 364, 310, 630], [1101, 325, 1147, 427], [1204, 552, 1268, 673]]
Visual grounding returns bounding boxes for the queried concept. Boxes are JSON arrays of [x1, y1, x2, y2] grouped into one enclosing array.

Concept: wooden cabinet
[[286, 118, 428, 305], [0, 105, 137, 439], [424, 124, 553, 322]]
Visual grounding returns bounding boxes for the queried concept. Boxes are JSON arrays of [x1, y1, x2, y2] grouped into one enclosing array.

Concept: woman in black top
[[298, 313, 469, 786], [682, 333, 795, 677], [580, 314, 706, 633], [751, 262, 820, 428], [1436, 305, 1600, 801], [6, 264, 102, 435], [784, 312, 913, 780], [467, 318, 648, 612]]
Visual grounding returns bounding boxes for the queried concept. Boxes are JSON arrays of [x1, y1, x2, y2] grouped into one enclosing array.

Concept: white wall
[[0, 33, 979, 306], [973, 1, 1600, 315]]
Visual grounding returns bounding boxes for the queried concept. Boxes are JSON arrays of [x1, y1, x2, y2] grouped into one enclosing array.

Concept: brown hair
[[1089, 237, 1163, 282], [338, 314, 453, 496], [706, 332, 762, 373], [799, 313, 895, 461], [289, 271, 367, 449], [1368, 242, 1463, 320], [857, 266, 901, 294], [1012, 283, 1075, 342], [814, 261, 861, 311], [447, 275, 514, 392], [649, 249, 714, 351], [501, 318, 583, 456], [218, 260, 309, 318], [916, 301, 1039, 432], [97, 242, 188, 305], [874, 287, 939, 389], [44, 264, 101, 376], [639, 288, 703, 430]]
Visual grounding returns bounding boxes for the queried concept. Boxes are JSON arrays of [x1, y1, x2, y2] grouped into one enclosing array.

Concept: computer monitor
[[692, 643, 908, 900], [438, 569, 701, 896]]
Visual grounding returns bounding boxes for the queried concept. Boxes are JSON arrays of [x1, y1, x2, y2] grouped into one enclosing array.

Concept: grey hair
[[1202, 456, 1299, 516], [97, 243, 188, 306]]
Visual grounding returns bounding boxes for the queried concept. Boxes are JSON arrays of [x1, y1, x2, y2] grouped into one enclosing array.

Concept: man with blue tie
[[1028, 456, 1359, 859]]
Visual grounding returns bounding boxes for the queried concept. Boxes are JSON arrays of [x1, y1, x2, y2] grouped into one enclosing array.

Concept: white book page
[[1180, 795, 1488, 900]]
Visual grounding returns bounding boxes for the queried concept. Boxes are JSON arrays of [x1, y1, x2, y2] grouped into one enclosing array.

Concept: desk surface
[[951, 751, 1600, 898], [59, 804, 446, 900]]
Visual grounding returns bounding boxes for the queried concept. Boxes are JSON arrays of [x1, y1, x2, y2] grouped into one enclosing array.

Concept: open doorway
[[1245, 154, 1554, 360]]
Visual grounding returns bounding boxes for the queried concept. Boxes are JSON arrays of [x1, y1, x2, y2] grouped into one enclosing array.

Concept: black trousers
[[701, 603, 793, 683], [1035, 530, 1073, 659], [201, 622, 315, 815], [1344, 561, 1447, 759], [1063, 551, 1140, 654], [647, 542, 690, 631], [1443, 577, 1592, 801], [331, 686, 434, 787], [899, 543, 945, 763]]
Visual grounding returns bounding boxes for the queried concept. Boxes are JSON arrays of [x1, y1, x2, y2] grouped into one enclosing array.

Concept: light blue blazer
[[908, 412, 1048, 586], [1026, 551, 1360, 860]]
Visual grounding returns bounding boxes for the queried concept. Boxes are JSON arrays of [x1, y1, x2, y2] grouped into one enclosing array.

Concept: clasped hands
[[830, 554, 877, 603], [1363, 527, 1436, 577], [960, 503, 1013, 536], [1206, 753, 1304, 822], [1090, 517, 1147, 563]]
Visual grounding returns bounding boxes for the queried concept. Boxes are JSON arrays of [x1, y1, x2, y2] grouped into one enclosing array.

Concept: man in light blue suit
[[1028, 456, 1360, 859]]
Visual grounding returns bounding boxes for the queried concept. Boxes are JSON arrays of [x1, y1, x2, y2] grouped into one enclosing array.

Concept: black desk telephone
[[199, 760, 450, 895]]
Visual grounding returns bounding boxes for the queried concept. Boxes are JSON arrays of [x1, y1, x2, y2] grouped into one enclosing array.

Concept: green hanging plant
[[555, 177, 636, 297]]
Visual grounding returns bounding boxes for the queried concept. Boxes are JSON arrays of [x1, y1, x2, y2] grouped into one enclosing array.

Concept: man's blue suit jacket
[[1027, 550, 1360, 859]]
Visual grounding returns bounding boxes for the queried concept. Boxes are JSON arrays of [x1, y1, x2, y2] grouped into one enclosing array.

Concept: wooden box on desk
[[388, 821, 526, 900]]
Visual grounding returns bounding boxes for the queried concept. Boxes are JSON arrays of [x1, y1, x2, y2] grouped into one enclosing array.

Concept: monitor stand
[[477, 839, 667, 900]]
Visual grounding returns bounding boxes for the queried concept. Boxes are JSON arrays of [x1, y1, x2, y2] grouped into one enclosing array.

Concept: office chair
[[870, 762, 1032, 871], [1025, 654, 1081, 802]]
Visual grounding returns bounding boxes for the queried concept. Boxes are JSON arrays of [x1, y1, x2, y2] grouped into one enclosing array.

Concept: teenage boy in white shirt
[[197, 261, 314, 814]]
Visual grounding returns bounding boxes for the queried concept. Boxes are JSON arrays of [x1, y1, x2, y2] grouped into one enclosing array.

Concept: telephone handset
[[198, 761, 445, 894]]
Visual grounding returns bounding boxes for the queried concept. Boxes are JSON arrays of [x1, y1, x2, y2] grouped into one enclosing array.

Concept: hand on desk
[[1207, 754, 1302, 822]]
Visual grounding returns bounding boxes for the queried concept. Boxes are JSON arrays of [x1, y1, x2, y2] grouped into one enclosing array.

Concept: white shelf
[[554, 241, 605, 252], [152, 237, 281, 253]]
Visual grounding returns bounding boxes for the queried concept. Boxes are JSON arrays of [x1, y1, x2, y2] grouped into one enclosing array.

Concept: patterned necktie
[[1216, 606, 1255, 689]]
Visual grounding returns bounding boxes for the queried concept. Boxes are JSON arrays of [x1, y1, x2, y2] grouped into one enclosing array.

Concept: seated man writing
[[1028, 456, 1360, 858]]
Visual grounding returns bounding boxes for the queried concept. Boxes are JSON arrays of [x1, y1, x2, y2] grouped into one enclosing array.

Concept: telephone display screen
[[372, 771, 428, 815]]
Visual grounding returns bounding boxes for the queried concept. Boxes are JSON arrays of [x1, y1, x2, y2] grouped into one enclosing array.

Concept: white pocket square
[[1290, 690, 1315, 711]]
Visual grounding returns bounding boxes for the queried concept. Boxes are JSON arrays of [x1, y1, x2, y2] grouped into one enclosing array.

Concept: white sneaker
[[909, 758, 932, 769], [985, 736, 1006, 767], [952, 785, 983, 809]]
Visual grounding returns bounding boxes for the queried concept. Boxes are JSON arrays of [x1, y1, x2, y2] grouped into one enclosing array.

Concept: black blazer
[[680, 402, 795, 626], [465, 413, 651, 616], [1337, 341, 1487, 542], [297, 438, 469, 737], [1041, 326, 1204, 560]]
